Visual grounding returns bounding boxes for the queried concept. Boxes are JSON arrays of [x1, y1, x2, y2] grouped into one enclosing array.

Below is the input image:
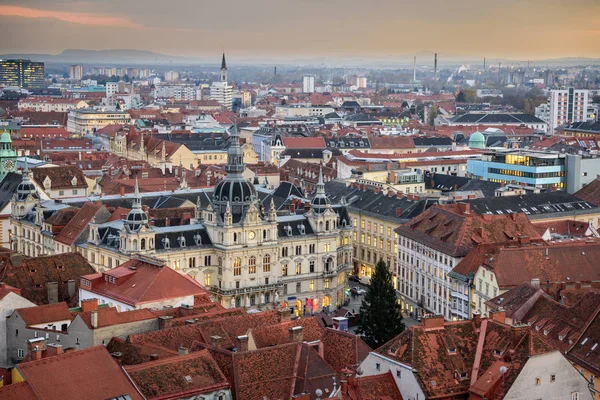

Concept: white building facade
[[549, 88, 590, 131]]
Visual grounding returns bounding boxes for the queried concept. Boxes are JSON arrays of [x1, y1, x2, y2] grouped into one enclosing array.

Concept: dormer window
[[193, 232, 202, 246], [448, 347, 456, 354], [494, 349, 503, 356], [71, 176, 78, 186], [285, 225, 292, 236], [459, 372, 468, 379], [178, 235, 186, 247], [162, 237, 170, 249], [297, 224, 306, 235]]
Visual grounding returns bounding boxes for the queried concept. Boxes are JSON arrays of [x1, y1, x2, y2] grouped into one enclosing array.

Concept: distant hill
[[0, 49, 194, 65]]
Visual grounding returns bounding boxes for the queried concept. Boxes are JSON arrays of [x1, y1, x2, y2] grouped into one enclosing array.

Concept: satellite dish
[[500, 366, 508, 375], [315, 389, 323, 397]]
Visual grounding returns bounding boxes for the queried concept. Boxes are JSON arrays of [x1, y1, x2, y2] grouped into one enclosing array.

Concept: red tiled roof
[[567, 306, 600, 376], [125, 349, 230, 399], [106, 337, 179, 366], [7, 110, 68, 125], [347, 149, 482, 160], [16, 345, 143, 400], [0, 253, 95, 307], [396, 204, 542, 257], [532, 219, 595, 238], [282, 136, 326, 149], [16, 302, 72, 326], [54, 202, 106, 246], [369, 136, 415, 149], [574, 177, 600, 207], [20, 126, 70, 139], [76, 307, 156, 329], [345, 371, 404, 400], [81, 258, 205, 307], [32, 165, 88, 190], [0, 381, 38, 400]]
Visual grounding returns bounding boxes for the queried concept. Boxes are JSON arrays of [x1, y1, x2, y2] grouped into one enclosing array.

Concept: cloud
[[0, 5, 143, 29]]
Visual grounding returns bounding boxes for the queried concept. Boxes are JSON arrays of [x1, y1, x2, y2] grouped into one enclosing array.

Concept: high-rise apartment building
[[0, 59, 45, 88], [303, 75, 315, 93], [69, 65, 83, 81], [549, 87, 589, 131]]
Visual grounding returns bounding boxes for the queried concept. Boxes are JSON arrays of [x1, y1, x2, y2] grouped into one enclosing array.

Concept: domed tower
[[212, 124, 257, 223], [12, 159, 39, 220], [310, 166, 330, 214], [0, 128, 17, 180], [468, 129, 486, 149], [125, 179, 149, 233]]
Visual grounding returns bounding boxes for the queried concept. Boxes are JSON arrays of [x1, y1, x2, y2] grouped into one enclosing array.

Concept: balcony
[[210, 282, 283, 296]]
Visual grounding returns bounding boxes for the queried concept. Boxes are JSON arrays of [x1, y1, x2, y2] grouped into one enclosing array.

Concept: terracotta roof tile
[[125, 349, 230, 399], [0, 381, 38, 400], [16, 302, 72, 325], [345, 371, 404, 400], [32, 165, 88, 190], [16, 345, 143, 400], [574, 177, 600, 206], [54, 202, 107, 246], [76, 307, 156, 329], [282, 137, 326, 149], [106, 337, 178, 366]]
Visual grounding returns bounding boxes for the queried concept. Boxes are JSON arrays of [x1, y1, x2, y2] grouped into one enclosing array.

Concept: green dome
[[0, 129, 11, 143], [468, 129, 486, 149]]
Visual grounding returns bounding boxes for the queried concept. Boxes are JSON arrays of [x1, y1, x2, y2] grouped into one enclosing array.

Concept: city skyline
[[0, 0, 599, 60]]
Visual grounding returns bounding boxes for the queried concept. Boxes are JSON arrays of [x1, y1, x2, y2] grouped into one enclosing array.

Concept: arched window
[[263, 254, 271, 272], [140, 238, 146, 250], [325, 221, 330, 231], [189, 258, 196, 268], [233, 232, 238, 243], [248, 256, 256, 274], [233, 257, 241, 276], [132, 239, 138, 251], [218, 257, 223, 275], [325, 257, 333, 272]]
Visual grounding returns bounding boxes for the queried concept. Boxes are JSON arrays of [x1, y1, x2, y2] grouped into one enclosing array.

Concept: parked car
[[352, 286, 367, 295]]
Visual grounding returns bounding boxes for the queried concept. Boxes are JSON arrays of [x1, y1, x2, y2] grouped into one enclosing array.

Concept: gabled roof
[[125, 349, 230, 399], [0, 381, 38, 400], [32, 165, 88, 190], [54, 202, 107, 246], [574, 177, 600, 207], [76, 307, 156, 329], [345, 371, 404, 400], [16, 345, 143, 400], [395, 204, 542, 257], [281, 136, 326, 149], [0, 253, 95, 306], [81, 258, 205, 307], [16, 302, 71, 326]]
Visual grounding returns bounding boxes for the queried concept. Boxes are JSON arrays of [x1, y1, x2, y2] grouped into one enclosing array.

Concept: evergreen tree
[[357, 260, 404, 347], [456, 90, 467, 103]]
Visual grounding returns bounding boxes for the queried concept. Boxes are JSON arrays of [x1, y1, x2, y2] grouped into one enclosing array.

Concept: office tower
[[549, 88, 589, 131], [0, 59, 45, 88], [69, 65, 83, 81]]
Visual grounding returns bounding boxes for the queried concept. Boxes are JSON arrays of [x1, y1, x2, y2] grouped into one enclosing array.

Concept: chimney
[[467, 194, 477, 199], [27, 338, 46, 360], [341, 380, 348, 395], [478, 227, 485, 238], [235, 335, 249, 352], [453, 184, 458, 191], [489, 310, 506, 324], [149, 353, 159, 361], [288, 326, 304, 342], [120, 186, 125, 197], [67, 280, 76, 299], [414, 195, 420, 201], [389, 171, 396, 183], [458, 203, 471, 214], [304, 201, 311, 212], [422, 315, 445, 331], [374, 187, 381, 194], [388, 190, 395, 197], [511, 213, 518, 222], [46, 343, 63, 357], [395, 207, 402, 218], [519, 236, 530, 245], [165, 217, 170, 227], [367, 164, 372, 171], [158, 315, 174, 330], [178, 346, 189, 356], [396, 192, 403, 199], [290, 203, 296, 213], [47, 281, 58, 304], [211, 335, 224, 348], [142, 205, 149, 213], [80, 298, 98, 313], [472, 313, 482, 329], [531, 278, 540, 287], [277, 308, 291, 323], [90, 310, 99, 329], [407, 194, 413, 201]]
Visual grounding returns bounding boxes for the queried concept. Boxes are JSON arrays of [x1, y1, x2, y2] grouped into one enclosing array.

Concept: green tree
[[592, 95, 600, 104], [456, 90, 466, 102], [429, 104, 438, 126], [357, 260, 404, 347]]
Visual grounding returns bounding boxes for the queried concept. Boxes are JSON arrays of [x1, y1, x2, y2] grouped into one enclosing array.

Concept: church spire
[[220, 53, 228, 83], [132, 178, 141, 209], [316, 165, 326, 196], [221, 52, 227, 70]]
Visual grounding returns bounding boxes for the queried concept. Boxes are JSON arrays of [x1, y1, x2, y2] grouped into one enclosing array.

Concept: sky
[[0, 0, 599, 61]]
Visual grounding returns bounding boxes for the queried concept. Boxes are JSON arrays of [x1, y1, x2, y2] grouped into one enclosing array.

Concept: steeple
[[125, 178, 148, 232], [310, 166, 330, 214], [225, 122, 244, 175], [220, 53, 228, 83]]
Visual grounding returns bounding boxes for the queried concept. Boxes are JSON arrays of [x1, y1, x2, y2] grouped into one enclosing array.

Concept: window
[[72, 189, 78, 195], [310, 260, 315, 273], [295, 262, 302, 275], [263, 254, 271, 272], [233, 257, 241, 276], [535, 377, 541, 386], [295, 245, 302, 255], [324, 278, 330, 289], [376, 363, 381, 371], [17, 349, 24, 359], [15, 329, 18, 337], [281, 247, 288, 257], [324, 243, 330, 252], [309, 244, 315, 253], [396, 370, 401, 378], [59, 190, 64, 196], [550, 374, 556, 383], [204, 273, 211, 286], [296, 282, 301, 293], [249, 256, 256, 274], [572, 392, 579, 400], [309, 280, 314, 291], [282, 264, 288, 276]]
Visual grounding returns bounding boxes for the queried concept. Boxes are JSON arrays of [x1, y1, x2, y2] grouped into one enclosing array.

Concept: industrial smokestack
[[413, 56, 416, 81], [434, 53, 438, 81]]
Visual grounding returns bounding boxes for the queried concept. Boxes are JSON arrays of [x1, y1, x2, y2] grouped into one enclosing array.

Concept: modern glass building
[[467, 151, 566, 190], [0, 59, 45, 88]]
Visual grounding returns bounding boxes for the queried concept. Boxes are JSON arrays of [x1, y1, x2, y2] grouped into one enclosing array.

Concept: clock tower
[[0, 128, 17, 180]]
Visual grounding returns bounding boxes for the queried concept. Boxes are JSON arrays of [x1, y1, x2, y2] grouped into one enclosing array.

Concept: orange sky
[[0, 0, 598, 60]]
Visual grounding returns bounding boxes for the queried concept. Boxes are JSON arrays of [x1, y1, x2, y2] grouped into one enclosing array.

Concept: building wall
[[567, 154, 600, 194], [67, 316, 159, 347], [360, 353, 425, 400], [504, 351, 593, 400], [572, 363, 600, 400], [0, 293, 36, 367]]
